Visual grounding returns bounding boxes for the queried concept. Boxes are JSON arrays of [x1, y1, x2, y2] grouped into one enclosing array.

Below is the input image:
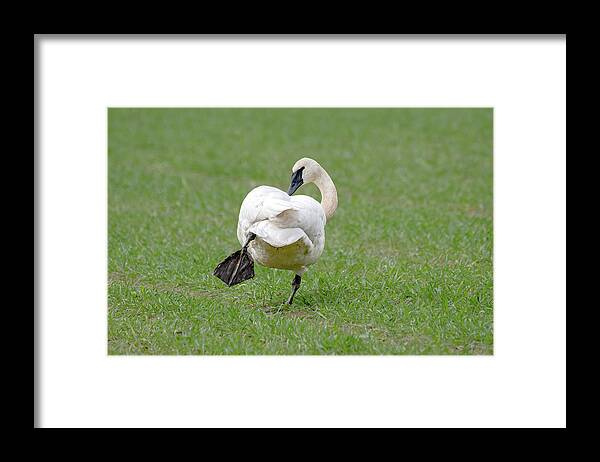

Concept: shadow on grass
[[256, 298, 328, 320]]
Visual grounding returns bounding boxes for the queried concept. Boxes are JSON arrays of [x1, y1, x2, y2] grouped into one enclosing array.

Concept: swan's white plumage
[[237, 185, 326, 274]]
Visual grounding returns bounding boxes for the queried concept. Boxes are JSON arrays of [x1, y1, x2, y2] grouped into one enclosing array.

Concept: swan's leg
[[214, 233, 256, 286], [240, 232, 256, 257], [227, 233, 256, 285], [286, 274, 302, 305]]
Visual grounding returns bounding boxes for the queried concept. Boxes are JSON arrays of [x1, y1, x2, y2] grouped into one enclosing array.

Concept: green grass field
[[108, 108, 493, 355]]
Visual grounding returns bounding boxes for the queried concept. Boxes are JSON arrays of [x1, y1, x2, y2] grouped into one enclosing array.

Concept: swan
[[213, 157, 338, 304]]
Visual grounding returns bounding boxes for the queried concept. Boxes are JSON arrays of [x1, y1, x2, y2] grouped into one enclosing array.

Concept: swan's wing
[[237, 187, 323, 250], [253, 196, 324, 249], [246, 194, 307, 248], [238, 186, 298, 245], [259, 197, 299, 220], [239, 186, 296, 224], [247, 221, 309, 248], [286, 195, 327, 242]]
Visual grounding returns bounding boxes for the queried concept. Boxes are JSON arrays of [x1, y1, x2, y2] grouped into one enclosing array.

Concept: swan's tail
[[213, 234, 255, 287]]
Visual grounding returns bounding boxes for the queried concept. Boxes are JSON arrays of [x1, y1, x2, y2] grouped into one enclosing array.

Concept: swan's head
[[288, 157, 321, 195]]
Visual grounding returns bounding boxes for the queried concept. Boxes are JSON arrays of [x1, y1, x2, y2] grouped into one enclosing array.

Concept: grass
[[108, 108, 493, 355]]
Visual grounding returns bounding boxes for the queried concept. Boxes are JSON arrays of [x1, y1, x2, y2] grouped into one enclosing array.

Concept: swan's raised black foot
[[213, 234, 256, 287], [286, 274, 302, 304]]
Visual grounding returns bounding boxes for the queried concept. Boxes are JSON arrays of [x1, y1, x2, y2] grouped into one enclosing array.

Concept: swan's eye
[[288, 167, 304, 195]]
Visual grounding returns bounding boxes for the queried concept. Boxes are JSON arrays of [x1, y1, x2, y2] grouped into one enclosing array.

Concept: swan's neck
[[314, 168, 338, 221]]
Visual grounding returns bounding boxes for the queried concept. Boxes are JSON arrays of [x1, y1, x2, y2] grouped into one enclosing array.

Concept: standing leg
[[286, 274, 302, 305]]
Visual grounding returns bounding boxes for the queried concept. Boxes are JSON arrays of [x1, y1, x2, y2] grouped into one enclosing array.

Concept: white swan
[[214, 157, 338, 304]]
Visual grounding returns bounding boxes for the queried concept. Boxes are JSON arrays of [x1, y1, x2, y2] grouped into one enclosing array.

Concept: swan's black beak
[[287, 168, 304, 195]]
